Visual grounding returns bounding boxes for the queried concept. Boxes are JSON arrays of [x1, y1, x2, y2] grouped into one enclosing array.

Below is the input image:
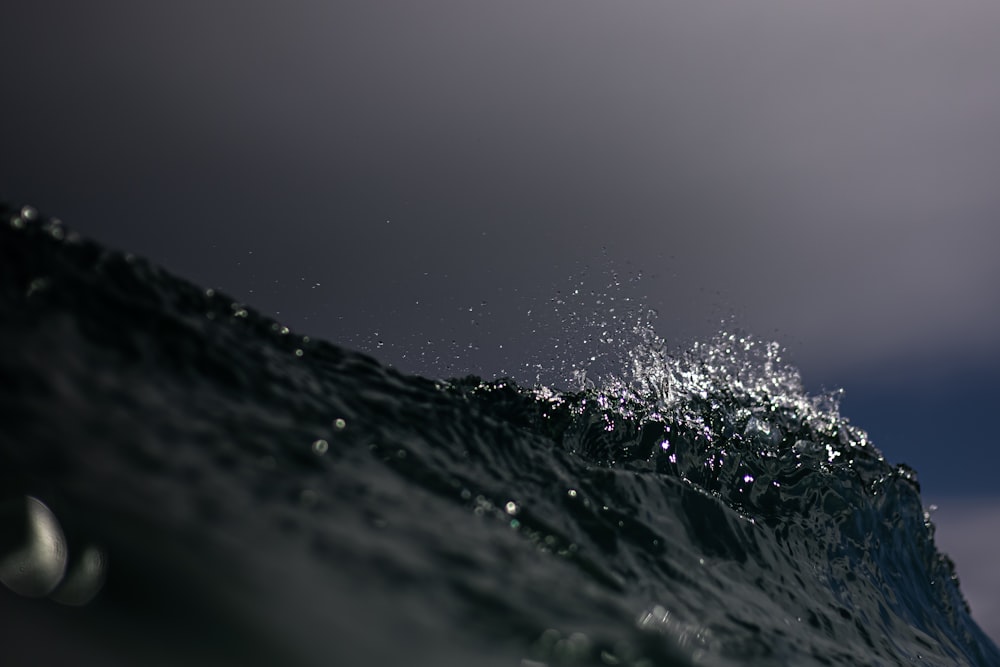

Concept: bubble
[[0, 496, 68, 598], [505, 501, 519, 515], [20, 205, 38, 221], [312, 439, 329, 455], [333, 418, 346, 430], [48, 544, 107, 606]]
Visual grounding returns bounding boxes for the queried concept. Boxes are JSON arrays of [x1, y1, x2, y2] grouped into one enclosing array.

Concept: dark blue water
[[2, 201, 997, 666]]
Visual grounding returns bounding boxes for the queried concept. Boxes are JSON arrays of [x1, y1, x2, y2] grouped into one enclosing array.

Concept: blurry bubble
[[25, 277, 51, 299], [49, 544, 107, 606], [312, 439, 329, 455], [0, 496, 68, 598], [300, 489, 319, 507]]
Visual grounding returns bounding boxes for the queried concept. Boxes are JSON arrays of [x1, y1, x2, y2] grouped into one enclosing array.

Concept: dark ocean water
[[2, 201, 998, 667]]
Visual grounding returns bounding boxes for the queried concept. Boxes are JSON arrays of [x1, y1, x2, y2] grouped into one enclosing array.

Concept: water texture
[[1, 202, 997, 666]]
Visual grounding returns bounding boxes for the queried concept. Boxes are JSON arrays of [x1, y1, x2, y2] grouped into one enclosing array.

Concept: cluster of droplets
[[505, 268, 845, 437], [568, 323, 852, 461], [7, 204, 80, 245], [521, 269, 658, 390]]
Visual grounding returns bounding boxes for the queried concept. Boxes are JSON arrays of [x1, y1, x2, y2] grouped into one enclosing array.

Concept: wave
[[1, 201, 997, 666]]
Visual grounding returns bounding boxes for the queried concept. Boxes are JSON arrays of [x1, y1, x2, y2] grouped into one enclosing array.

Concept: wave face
[[2, 202, 998, 666]]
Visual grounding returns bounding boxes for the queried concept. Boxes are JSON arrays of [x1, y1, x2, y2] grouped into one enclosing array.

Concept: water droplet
[[25, 278, 50, 299], [744, 417, 771, 436], [49, 544, 107, 606], [0, 496, 68, 598]]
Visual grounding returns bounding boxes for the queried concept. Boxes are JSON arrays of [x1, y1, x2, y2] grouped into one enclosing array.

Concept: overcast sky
[[3, 0, 999, 639]]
